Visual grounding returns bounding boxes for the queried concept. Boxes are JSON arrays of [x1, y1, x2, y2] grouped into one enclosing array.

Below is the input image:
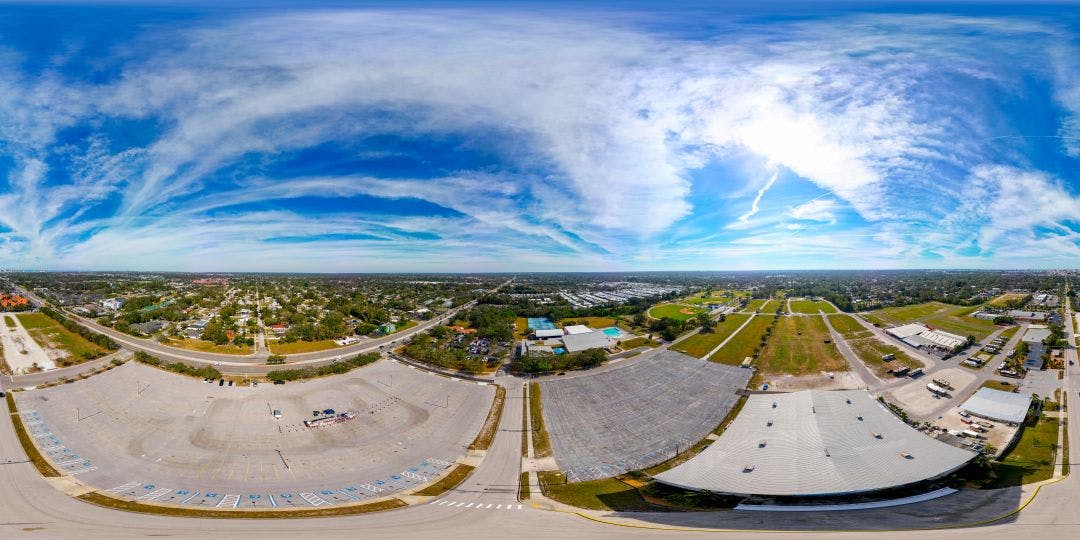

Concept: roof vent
[[857, 415, 864, 421], [758, 440, 767, 448], [743, 464, 755, 473], [766, 420, 773, 427], [824, 448, 831, 457], [772, 401, 777, 408], [846, 398, 851, 404], [812, 406, 816, 413], [900, 451, 913, 459], [873, 432, 883, 439]]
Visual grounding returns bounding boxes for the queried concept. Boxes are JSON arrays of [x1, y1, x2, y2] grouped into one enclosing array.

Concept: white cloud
[[0, 9, 1077, 270], [789, 198, 839, 224]]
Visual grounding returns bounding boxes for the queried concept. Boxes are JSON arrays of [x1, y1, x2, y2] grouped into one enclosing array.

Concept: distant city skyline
[[0, 2, 1078, 271]]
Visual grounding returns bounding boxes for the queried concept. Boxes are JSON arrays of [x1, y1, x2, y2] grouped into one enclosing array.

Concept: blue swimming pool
[[553, 347, 567, 355], [601, 327, 626, 338]]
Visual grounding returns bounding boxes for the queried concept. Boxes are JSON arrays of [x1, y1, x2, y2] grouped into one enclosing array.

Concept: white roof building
[[563, 324, 593, 335], [961, 388, 1032, 424], [534, 328, 564, 339], [561, 332, 615, 353], [886, 323, 929, 339], [655, 390, 976, 497]]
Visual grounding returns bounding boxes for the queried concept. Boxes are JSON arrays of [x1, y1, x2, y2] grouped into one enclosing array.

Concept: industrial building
[[655, 390, 976, 497]]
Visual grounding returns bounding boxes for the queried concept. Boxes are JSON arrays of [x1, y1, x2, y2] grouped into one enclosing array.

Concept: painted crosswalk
[[430, 500, 525, 510]]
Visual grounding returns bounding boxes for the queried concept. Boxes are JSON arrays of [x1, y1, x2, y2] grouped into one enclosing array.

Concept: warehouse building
[[655, 389, 976, 498]]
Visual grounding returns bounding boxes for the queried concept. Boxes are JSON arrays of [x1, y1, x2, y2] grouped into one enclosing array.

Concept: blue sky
[[0, 1, 1079, 272]]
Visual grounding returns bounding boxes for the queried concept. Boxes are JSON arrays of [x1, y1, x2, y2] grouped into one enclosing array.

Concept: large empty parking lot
[[540, 350, 750, 482], [15, 359, 493, 508]]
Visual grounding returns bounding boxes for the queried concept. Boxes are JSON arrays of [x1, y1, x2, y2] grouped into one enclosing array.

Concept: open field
[[390, 320, 418, 333], [987, 293, 1030, 307], [162, 337, 253, 355], [756, 315, 847, 376], [268, 339, 341, 354], [863, 301, 998, 339], [684, 294, 733, 305], [789, 299, 837, 314], [4, 315, 15, 328], [828, 313, 868, 336], [18, 312, 107, 362], [648, 303, 704, 321], [671, 313, 750, 358], [558, 316, 616, 328], [831, 314, 921, 376], [709, 315, 774, 365]]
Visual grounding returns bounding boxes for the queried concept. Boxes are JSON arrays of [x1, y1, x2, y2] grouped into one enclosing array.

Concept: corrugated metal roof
[[655, 389, 975, 496]]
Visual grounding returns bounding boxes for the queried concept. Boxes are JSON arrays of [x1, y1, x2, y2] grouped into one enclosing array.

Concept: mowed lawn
[[789, 299, 838, 314], [17, 313, 107, 361], [976, 414, 1061, 488], [269, 339, 341, 354], [756, 316, 847, 376], [648, 303, 704, 321], [671, 313, 751, 358], [863, 301, 997, 340], [828, 314, 868, 337], [684, 294, 733, 305], [710, 315, 774, 365]]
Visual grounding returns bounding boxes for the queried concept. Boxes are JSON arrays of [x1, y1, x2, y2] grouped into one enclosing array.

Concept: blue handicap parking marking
[[206, 492, 218, 498], [375, 480, 385, 485], [320, 490, 333, 495], [280, 493, 292, 499], [143, 485, 155, 490], [177, 490, 189, 495], [345, 486, 357, 492], [249, 494, 261, 499], [391, 475, 401, 480]]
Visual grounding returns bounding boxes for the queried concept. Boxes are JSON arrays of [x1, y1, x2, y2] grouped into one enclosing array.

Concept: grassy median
[[469, 385, 505, 451], [6, 393, 60, 477], [78, 491, 405, 518], [412, 464, 475, 497], [528, 382, 552, 457]]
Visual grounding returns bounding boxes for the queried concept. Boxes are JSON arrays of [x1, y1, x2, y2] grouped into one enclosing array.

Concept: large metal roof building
[[960, 388, 1032, 424], [655, 389, 976, 497]]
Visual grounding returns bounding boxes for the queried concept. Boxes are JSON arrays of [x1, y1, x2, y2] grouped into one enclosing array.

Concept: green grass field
[[537, 472, 655, 511], [828, 314, 868, 336], [684, 294, 733, 305], [618, 336, 660, 349], [999, 325, 1021, 341], [864, 301, 997, 340], [269, 339, 341, 354], [648, 303, 704, 321], [973, 414, 1060, 489], [709, 315, 774, 365], [17, 313, 107, 363], [671, 313, 751, 358], [789, 299, 837, 314], [742, 299, 767, 312], [756, 315, 847, 376], [4, 315, 15, 328], [162, 338, 253, 355], [829, 314, 920, 376]]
